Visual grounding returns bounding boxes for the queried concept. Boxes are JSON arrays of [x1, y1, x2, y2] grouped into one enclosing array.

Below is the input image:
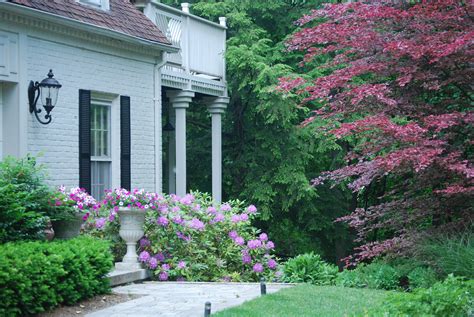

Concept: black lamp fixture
[[163, 119, 175, 133], [28, 69, 62, 125]]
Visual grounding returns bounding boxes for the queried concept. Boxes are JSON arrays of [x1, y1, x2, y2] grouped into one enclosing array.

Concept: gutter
[[153, 53, 168, 192], [0, 2, 180, 54]]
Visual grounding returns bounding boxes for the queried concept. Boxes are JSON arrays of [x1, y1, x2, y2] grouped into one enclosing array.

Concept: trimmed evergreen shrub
[[0, 156, 75, 243], [0, 236, 113, 316]]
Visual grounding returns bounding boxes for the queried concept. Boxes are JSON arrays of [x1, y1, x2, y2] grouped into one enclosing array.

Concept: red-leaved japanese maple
[[280, 1, 473, 266]]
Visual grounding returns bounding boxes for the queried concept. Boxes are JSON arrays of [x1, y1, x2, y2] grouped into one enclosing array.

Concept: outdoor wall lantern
[[163, 107, 175, 133], [28, 69, 62, 125]]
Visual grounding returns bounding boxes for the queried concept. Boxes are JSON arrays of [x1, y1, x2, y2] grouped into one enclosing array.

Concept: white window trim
[[76, 0, 110, 11], [90, 93, 120, 194]]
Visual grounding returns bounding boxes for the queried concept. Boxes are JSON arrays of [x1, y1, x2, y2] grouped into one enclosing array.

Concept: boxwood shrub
[[0, 236, 113, 316]]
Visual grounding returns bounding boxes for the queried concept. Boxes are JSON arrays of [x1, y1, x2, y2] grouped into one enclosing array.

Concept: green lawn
[[213, 285, 388, 317]]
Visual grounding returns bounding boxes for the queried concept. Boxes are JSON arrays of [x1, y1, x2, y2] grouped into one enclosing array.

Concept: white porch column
[[167, 90, 195, 197], [206, 97, 229, 203]]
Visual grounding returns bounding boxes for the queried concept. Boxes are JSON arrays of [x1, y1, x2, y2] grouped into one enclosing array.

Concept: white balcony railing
[[144, 1, 227, 85]]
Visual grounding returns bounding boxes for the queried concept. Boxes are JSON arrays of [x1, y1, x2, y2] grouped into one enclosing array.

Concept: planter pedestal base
[[115, 262, 143, 271], [107, 268, 151, 286]]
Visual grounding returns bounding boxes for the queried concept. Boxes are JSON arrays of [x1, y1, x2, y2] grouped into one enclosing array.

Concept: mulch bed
[[38, 293, 142, 317]]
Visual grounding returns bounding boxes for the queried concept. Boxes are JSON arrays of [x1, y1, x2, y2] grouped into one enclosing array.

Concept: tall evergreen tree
[[161, 0, 352, 261]]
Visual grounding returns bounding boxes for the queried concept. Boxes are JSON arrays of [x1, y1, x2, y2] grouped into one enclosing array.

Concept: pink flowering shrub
[[51, 186, 97, 221], [85, 189, 280, 282]]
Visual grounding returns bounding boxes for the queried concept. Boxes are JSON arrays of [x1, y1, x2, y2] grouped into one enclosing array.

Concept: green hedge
[[0, 236, 113, 316]]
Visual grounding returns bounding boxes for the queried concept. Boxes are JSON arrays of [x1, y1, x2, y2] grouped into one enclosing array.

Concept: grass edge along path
[[213, 284, 387, 317]]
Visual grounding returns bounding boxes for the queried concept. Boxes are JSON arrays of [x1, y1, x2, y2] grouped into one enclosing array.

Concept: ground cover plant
[[369, 275, 474, 317], [281, 252, 338, 285], [415, 231, 474, 279], [0, 236, 113, 316], [213, 284, 386, 317], [85, 189, 280, 282], [336, 261, 400, 290]]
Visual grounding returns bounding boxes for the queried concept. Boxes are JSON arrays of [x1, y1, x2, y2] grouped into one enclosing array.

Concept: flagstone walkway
[[86, 282, 293, 317]]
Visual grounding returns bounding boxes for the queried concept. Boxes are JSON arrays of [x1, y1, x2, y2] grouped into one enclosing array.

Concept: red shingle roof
[[8, 0, 171, 46]]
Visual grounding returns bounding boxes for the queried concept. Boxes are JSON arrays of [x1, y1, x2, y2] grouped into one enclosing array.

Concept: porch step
[[107, 268, 152, 286]]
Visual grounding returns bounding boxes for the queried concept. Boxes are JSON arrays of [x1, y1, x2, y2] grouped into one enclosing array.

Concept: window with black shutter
[[80, 91, 131, 197]]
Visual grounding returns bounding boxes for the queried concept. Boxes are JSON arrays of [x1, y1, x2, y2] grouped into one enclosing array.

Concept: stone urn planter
[[52, 213, 84, 239], [115, 207, 147, 270]]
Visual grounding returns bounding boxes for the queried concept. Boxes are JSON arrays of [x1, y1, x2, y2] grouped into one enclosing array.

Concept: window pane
[[91, 104, 110, 158], [103, 131, 109, 156], [91, 161, 111, 200], [90, 101, 111, 200], [91, 130, 96, 157]]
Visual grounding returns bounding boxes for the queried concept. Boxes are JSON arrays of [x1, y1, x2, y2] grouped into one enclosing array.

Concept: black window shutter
[[120, 95, 131, 190], [79, 90, 91, 194]]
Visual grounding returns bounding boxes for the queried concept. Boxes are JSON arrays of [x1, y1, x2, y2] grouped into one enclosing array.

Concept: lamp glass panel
[[39, 86, 59, 107]]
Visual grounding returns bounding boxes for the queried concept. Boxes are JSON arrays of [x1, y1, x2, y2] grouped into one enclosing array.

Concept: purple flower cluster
[[149, 258, 158, 269], [211, 213, 225, 224], [95, 217, 106, 229], [246, 205, 257, 214], [157, 216, 169, 227], [187, 218, 205, 231], [221, 203, 232, 211], [139, 251, 151, 263], [242, 251, 252, 264], [207, 206, 217, 214], [159, 272, 169, 281], [268, 259, 277, 270], [247, 239, 262, 249], [231, 213, 249, 223], [253, 263, 264, 273]]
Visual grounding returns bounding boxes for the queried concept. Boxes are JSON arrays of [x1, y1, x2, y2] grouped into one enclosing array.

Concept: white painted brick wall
[[26, 34, 160, 192]]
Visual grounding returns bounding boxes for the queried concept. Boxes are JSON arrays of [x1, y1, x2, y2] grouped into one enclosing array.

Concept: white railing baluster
[[143, 1, 227, 96]]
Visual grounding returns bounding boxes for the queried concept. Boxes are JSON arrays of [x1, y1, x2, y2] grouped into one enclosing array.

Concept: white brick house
[[0, 0, 228, 201]]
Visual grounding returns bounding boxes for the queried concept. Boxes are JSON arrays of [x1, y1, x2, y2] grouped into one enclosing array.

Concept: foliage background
[[161, 0, 353, 263]]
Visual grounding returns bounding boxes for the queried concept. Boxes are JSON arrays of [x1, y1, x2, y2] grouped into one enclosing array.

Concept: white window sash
[[90, 98, 113, 199]]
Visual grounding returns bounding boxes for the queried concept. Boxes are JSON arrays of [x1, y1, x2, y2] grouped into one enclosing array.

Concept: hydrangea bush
[[84, 189, 280, 282]]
